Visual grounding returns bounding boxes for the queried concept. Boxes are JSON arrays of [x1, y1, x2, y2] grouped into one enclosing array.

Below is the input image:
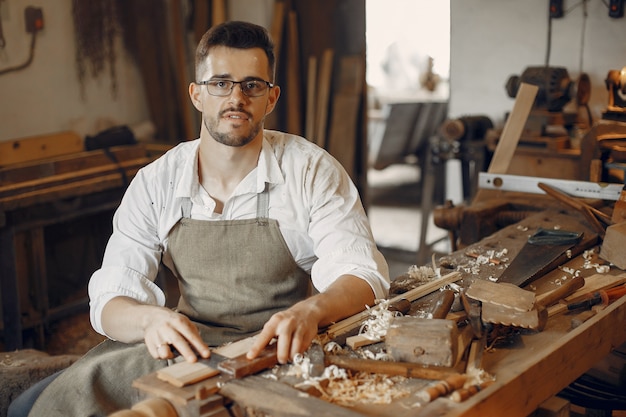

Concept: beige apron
[[29, 184, 311, 416]]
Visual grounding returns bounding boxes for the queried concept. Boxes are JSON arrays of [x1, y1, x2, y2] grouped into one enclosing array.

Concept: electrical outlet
[[609, 0, 624, 18], [549, 0, 564, 18], [24, 6, 43, 33]]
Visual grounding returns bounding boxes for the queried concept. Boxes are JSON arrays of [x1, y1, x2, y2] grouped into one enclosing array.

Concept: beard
[[203, 109, 264, 147]]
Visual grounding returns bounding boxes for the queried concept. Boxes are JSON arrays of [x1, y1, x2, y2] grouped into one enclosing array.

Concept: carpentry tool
[[469, 276, 585, 331], [157, 343, 278, 387], [324, 355, 460, 380], [385, 290, 460, 367], [478, 172, 623, 201], [566, 284, 626, 311], [537, 182, 613, 238], [416, 373, 468, 403], [450, 380, 495, 402], [498, 227, 583, 287], [322, 271, 462, 344]]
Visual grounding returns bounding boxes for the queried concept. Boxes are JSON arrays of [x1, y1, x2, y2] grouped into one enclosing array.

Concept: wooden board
[[327, 55, 364, 178], [285, 10, 302, 136], [314, 49, 334, 149], [0, 131, 83, 166]]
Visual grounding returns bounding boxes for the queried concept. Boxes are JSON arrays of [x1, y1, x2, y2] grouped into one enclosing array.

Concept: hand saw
[[498, 228, 584, 287]]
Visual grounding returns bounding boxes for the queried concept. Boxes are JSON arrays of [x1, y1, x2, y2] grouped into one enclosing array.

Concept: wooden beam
[[0, 131, 83, 167]]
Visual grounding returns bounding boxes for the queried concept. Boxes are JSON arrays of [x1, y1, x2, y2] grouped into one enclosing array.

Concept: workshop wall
[[2, 1, 624, 144], [449, 0, 626, 127], [0, 0, 274, 144]]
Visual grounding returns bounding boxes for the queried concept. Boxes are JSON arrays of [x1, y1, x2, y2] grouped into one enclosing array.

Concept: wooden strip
[[219, 375, 366, 417], [325, 355, 459, 380], [218, 343, 278, 378], [324, 271, 462, 339], [211, 0, 226, 26], [0, 131, 83, 166], [487, 82, 538, 174], [0, 145, 148, 185], [157, 361, 220, 388], [314, 49, 334, 149], [285, 11, 302, 136], [170, 0, 195, 141], [269, 0, 286, 65], [305, 56, 317, 141], [0, 158, 150, 198]]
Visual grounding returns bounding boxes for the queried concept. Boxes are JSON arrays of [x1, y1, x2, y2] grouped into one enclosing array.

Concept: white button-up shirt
[[88, 130, 390, 336]]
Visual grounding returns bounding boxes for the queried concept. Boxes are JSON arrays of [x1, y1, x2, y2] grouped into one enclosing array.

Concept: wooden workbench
[[0, 143, 170, 350], [127, 208, 626, 417]]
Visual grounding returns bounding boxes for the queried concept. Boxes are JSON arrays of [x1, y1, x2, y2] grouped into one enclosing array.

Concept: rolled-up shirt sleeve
[[88, 168, 168, 336], [305, 151, 390, 300]]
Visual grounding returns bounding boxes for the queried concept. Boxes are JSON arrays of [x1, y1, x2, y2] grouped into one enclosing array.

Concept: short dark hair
[[195, 21, 276, 82]]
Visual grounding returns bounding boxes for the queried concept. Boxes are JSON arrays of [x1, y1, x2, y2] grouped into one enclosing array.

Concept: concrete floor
[[367, 162, 452, 278]]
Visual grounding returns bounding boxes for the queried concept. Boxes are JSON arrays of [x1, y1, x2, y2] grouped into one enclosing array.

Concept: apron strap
[[181, 198, 192, 219], [256, 182, 269, 226]]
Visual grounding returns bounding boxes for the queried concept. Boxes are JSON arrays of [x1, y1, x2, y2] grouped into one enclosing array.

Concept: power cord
[[0, 29, 36, 75]]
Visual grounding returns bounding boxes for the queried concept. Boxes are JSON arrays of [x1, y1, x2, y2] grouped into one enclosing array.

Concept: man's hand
[[101, 296, 210, 363], [246, 275, 376, 363], [248, 303, 321, 364]]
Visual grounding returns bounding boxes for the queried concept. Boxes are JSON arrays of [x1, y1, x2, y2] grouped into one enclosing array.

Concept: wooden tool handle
[[431, 289, 455, 319], [537, 276, 585, 308], [324, 355, 458, 380]]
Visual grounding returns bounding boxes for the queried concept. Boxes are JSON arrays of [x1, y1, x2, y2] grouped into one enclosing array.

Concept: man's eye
[[213, 81, 229, 89], [245, 81, 260, 90]]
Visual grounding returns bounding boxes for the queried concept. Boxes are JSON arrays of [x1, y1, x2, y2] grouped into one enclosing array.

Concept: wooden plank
[[305, 56, 317, 140], [314, 49, 334, 149], [487, 83, 538, 174], [193, 0, 210, 42], [170, 0, 195, 141], [0, 158, 151, 199], [219, 375, 365, 417], [211, 0, 226, 26], [0, 131, 83, 166], [269, 0, 286, 65], [0, 145, 148, 186], [327, 56, 364, 178], [285, 10, 302, 136]]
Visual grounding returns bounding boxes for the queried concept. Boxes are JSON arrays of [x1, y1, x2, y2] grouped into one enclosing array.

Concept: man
[[13, 20, 389, 417]]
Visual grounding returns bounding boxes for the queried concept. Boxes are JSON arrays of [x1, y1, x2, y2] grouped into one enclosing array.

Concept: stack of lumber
[[0, 138, 170, 227]]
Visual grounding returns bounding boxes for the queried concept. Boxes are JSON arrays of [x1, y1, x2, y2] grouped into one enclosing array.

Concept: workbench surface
[[130, 209, 626, 417]]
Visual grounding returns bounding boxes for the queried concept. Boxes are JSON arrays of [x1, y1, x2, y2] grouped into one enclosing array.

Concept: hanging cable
[[0, 30, 37, 75]]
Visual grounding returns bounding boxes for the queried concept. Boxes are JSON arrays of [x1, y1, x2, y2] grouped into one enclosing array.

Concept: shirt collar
[[174, 133, 285, 199]]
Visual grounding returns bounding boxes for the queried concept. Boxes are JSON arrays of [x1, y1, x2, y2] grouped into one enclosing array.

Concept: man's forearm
[[306, 274, 376, 328], [100, 296, 162, 343]]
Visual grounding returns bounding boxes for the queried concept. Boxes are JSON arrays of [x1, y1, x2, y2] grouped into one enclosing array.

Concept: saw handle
[[537, 275, 585, 308]]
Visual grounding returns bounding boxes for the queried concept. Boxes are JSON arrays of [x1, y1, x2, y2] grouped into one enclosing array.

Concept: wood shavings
[[357, 299, 403, 341], [407, 265, 437, 282], [318, 371, 411, 406], [284, 360, 410, 406]]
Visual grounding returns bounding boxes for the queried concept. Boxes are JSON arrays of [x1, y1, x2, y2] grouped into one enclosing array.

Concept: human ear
[[189, 83, 203, 112], [265, 85, 281, 115]]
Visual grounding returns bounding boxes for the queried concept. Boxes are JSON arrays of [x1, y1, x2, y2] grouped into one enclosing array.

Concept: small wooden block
[[218, 343, 278, 378], [386, 316, 458, 367], [600, 222, 626, 269], [156, 361, 220, 388], [346, 334, 381, 349], [0, 131, 83, 166]]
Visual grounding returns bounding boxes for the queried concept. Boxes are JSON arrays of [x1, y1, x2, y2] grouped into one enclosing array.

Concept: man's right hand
[[101, 296, 210, 363]]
